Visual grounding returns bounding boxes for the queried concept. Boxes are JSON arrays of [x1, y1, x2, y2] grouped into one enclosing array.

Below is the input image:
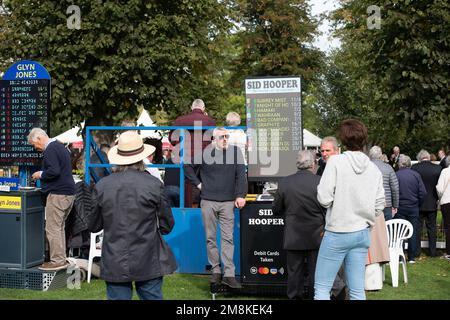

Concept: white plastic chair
[[383, 219, 413, 287], [87, 230, 103, 283]]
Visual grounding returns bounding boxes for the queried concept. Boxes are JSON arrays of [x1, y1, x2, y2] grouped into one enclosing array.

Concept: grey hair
[[446, 155, 450, 167], [114, 160, 145, 173], [213, 126, 227, 137], [398, 154, 411, 168], [226, 112, 241, 126], [369, 146, 383, 160], [191, 99, 205, 111], [27, 128, 48, 143], [296, 150, 315, 170], [321, 136, 339, 151], [416, 149, 430, 162]]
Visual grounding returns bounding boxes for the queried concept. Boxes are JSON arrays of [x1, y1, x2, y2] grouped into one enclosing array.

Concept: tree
[[0, 0, 232, 138], [327, 0, 450, 152], [229, 0, 324, 90]]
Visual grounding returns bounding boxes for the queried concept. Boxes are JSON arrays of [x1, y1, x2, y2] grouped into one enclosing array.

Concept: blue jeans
[[164, 185, 180, 207], [314, 228, 370, 300], [383, 207, 393, 221], [395, 207, 420, 260], [106, 277, 163, 300]]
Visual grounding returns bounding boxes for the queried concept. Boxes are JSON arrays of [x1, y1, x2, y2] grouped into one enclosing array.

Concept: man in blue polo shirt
[[28, 128, 75, 271]]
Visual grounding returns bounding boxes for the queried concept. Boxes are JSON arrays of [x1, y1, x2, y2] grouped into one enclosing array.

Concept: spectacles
[[217, 134, 229, 140]]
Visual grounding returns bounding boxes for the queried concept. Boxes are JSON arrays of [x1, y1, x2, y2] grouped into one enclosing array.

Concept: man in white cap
[[89, 131, 176, 300]]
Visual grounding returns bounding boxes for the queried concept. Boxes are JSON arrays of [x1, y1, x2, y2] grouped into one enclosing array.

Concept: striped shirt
[[372, 159, 399, 208]]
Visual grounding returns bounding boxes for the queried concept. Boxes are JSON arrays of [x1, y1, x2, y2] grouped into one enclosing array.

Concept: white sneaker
[[408, 260, 416, 264]]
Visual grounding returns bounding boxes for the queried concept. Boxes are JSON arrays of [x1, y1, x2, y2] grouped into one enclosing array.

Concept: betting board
[[0, 61, 51, 166], [245, 76, 302, 180]]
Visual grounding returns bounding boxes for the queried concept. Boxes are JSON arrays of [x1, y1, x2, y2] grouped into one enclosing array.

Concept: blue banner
[[0, 177, 20, 190], [2, 60, 51, 80]]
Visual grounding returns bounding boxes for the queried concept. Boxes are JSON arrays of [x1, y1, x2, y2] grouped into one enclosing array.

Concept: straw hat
[[108, 131, 155, 165]]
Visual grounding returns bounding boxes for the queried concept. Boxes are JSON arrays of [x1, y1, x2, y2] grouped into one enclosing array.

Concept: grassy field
[[0, 253, 448, 300]]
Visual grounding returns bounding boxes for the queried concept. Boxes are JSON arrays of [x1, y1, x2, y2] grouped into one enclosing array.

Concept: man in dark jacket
[[185, 127, 247, 289], [28, 128, 75, 271], [396, 154, 427, 263], [170, 99, 216, 207], [411, 149, 442, 257], [438, 149, 448, 169], [90, 131, 176, 300], [272, 150, 326, 300]]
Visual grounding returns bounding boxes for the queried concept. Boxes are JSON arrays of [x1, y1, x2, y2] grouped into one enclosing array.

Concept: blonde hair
[[226, 112, 241, 126]]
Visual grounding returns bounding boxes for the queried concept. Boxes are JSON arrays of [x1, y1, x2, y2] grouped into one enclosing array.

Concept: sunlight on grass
[[0, 255, 448, 300]]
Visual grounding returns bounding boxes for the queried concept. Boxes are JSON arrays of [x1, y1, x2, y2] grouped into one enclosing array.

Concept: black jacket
[[272, 170, 326, 250], [411, 161, 442, 211], [316, 159, 326, 176], [90, 169, 176, 282], [66, 182, 96, 236]]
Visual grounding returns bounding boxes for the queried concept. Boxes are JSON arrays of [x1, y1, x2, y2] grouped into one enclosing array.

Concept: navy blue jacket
[[396, 168, 427, 208], [41, 141, 75, 196], [185, 144, 247, 202]]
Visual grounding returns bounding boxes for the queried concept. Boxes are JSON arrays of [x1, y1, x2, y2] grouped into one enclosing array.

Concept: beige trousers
[[45, 194, 75, 264]]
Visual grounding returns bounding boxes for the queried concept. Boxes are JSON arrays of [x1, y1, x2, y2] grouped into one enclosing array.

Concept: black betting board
[[240, 202, 287, 285], [0, 79, 50, 166], [245, 76, 302, 180]]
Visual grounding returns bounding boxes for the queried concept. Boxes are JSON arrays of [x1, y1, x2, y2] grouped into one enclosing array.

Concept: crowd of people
[[273, 124, 450, 300], [27, 101, 449, 300]]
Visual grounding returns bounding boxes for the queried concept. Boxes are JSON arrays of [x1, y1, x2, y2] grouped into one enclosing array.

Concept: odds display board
[[0, 61, 51, 166], [245, 76, 302, 180]]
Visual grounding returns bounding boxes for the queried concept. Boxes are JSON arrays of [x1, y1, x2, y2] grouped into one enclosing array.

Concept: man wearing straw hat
[[89, 131, 176, 300]]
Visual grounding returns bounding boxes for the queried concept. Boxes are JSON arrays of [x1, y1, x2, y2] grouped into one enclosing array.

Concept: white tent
[[303, 128, 322, 148], [54, 122, 84, 143], [136, 109, 161, 139]]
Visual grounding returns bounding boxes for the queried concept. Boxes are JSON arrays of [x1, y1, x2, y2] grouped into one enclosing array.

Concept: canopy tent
[[136, 109, 162, 139], [303, 128, 322, 148], [54, 122, 84, 144]]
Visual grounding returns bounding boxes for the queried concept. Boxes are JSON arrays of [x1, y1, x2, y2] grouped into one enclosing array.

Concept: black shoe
[[222, 277, 242, 289], [210, 273, 222, 284]]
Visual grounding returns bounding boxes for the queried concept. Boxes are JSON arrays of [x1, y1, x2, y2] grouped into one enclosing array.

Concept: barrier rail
[[84, 125, 246, 209]]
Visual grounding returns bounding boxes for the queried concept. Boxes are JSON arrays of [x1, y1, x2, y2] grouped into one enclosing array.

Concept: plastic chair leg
[[389, 258, 399, 287], [401, 260, 408, 284], [87, 255, 93, 283]]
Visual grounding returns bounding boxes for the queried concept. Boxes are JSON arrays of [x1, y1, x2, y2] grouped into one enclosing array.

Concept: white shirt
[[436, 168, 450, 205], [227, 129, 247, 165], [143, 158, 163, 182]]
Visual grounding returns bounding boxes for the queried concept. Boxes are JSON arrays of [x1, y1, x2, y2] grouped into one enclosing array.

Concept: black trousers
[[441, 203, 450, 255], [418, 210, 438, 256], [286, 249, 318, 300]]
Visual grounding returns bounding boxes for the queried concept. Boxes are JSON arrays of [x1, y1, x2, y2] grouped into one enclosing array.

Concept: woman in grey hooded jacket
[[314, 119, 385, 300]]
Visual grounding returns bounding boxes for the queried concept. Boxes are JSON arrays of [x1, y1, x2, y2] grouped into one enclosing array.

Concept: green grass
[[0, 254, 448, 300], [366, 254, 450, 300]]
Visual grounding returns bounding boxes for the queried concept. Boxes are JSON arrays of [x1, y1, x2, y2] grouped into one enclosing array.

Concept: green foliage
[[0, 0, 232, 130], [229, 0, 324, 90], [317, 0, 450, 154], [210, 94, 246, 126]]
